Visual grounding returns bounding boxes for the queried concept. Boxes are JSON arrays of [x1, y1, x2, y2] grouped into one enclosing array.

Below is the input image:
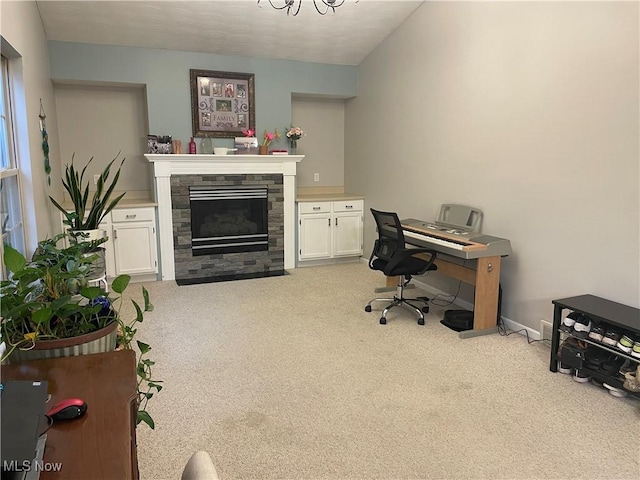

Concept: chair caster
[[380, 317, 387, 325], [422, 305, 429, 313], [365, 305, 372, 312], [418, 317, 425, 326]]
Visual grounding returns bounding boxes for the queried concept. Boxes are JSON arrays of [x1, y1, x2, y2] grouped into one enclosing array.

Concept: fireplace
[[189, 186, 268, 255], [146, 153, 302, 282], [170, 173, 285, 285]]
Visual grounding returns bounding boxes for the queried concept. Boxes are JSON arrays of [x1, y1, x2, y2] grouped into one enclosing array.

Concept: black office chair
[[364, 208, 438, 325]]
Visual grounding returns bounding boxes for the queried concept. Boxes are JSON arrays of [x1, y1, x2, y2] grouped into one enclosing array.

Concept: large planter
[[4, 321, 118, 364]]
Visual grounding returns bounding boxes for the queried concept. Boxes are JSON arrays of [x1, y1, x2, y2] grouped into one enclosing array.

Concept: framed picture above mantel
[[190, 69, 255, 138]]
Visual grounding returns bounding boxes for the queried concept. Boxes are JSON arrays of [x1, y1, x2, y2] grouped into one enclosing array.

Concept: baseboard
[[360, 258, 543, 340], [410, 277, 542, 340]]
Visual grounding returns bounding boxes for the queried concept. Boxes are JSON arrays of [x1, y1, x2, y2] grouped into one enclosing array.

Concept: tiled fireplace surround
[[146, 155, 302, 282]]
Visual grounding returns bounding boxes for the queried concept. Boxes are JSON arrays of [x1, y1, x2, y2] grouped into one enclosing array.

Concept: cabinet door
[[333, 212, 363, 257], [299, 214, 332, 260], [113, 223, 158, 275]]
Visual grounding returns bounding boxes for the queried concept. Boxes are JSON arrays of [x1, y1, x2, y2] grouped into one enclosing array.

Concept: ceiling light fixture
[[257, 0, 353, 16]]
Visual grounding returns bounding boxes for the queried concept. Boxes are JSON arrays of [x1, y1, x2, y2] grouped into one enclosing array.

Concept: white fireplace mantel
[[146, 154, 303, 281]]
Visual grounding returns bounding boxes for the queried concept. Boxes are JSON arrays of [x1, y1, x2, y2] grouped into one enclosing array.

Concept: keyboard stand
[[384, 254, 502, 338]]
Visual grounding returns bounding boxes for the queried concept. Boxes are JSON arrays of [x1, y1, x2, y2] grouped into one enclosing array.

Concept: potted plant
[[49, 154, 126, 279], [0, 234, 162, 428]]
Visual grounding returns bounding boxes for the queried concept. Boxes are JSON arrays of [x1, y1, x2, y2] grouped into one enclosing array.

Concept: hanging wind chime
[[39, 99, 51, 186]]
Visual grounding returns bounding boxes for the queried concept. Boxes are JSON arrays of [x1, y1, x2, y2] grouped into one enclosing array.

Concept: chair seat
[[372, 256, 436, 277]]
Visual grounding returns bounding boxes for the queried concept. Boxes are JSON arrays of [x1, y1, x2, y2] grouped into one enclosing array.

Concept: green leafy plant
[[49, 153, 126, 231], [1, 234, 109, 354], [109, 274, 163, 429], [0, 234, 161, 429]]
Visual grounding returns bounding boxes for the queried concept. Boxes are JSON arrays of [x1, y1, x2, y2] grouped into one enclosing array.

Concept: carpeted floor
[[127, 262, 639, 479]]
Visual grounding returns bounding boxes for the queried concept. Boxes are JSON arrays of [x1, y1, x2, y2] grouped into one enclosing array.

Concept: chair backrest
[[370, 208, 406, 262]]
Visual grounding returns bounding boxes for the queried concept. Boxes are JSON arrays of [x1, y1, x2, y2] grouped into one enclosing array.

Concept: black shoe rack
[[550, 294, 640, 399]]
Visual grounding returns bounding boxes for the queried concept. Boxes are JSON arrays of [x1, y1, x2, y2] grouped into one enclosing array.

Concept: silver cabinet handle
[[126, 214, 137, 219], [328, 218, 331, 227], [345, 205, 353, 209], [313, 206, 321, 211]]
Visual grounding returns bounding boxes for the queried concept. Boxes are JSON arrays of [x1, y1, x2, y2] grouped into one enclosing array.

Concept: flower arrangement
[[262, 129, 281, 146], [286, 126, 305, 141], [242, 128, 255, 137], [285, 126, 305, 153]]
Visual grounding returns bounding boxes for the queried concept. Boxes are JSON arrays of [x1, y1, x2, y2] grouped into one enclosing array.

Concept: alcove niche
[[53, 81, 151, 200]]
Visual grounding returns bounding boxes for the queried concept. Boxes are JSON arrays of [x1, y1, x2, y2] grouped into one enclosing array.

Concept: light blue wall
[[48, 41, 358, 148]]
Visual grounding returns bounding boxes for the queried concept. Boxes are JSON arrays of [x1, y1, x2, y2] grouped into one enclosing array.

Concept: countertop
[[296, 193, 364, 202], [59, 197, 157, 210]]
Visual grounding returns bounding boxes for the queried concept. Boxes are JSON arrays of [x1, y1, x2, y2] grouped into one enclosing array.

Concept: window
[[0, 54, 26, 278]]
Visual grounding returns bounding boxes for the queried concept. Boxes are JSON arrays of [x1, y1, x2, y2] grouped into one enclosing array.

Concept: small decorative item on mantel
[[236, 128, 258, 155], [260, 129, 280, 155], [148, 135, 173, 154], [285, 126, 305, 155]]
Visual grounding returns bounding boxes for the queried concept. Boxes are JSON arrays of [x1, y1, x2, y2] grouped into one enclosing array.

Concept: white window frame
[[0, 52, 27, 278]]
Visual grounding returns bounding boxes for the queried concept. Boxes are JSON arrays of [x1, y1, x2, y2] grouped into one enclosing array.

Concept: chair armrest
[[383, 248, 437, 276]]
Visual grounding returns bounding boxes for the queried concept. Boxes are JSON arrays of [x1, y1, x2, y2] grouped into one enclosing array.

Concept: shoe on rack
[[561, 311, 581, 332], [604, 383, 628, 397], [601, 354, 626, 376], [573, 369, 591, 383], [602, 328, 622, 347], [617, 333, 635, 353], [557, 361, 573, 374], [588, 322, 606, 342], [632, 340, 640, 359], [623, 377, 640, 393], [584, 347, 608, 370], [572, 314, 592, 338], [619, 359, 636, 376]]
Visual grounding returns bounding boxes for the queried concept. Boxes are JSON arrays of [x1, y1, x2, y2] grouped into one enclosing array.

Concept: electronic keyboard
[[400, 218, 512, 260]]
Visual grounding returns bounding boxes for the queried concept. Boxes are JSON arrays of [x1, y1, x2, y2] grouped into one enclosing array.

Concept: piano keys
[[401, 218, 512, 260]]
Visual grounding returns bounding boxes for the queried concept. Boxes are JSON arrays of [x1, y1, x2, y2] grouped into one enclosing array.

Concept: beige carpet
[[127, 263, 639, 479]]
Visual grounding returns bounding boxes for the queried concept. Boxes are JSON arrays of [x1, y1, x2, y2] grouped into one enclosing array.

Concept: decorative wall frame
[[190, 69, 255, 138]]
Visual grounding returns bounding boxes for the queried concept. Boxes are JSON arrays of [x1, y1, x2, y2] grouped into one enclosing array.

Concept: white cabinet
[[60, 206, 158, 280], [298, 199, 363, 263], [111, 208, 158, 276]]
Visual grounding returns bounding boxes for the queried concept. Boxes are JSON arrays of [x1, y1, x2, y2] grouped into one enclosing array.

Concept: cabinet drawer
[[299, 202, 331, 214], [112, 208, 155, 223], [333, 200, 363, 212]]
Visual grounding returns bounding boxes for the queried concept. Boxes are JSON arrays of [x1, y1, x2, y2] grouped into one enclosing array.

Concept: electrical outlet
[[540, 319, 553, 345], [93, 175, 100, 185], [314, 173, 319, 182]]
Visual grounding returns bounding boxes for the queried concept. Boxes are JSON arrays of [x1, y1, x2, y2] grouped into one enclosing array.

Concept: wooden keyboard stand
[[385, 254, 501, 338]]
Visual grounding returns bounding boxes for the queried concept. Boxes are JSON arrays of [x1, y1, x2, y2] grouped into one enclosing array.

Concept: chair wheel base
[[364, 305, 372, 312], [418, 317, 425, 326], [422, 306, 429, 313], [380, 317, 387, 325]]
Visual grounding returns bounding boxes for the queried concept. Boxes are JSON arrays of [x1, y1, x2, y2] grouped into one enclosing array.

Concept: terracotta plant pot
[[259, 145, 268, 155], [4, 321, 118, 364]]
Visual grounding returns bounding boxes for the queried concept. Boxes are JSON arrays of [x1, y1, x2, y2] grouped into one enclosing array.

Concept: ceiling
[[36, 0, 424, 66]]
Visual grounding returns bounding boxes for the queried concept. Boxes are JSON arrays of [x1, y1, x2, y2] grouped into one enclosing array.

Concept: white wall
[[54, 83, 151, 196], [1, 1, 63, 250], [345, 2, 639, 329], [292, 97, 345, 188]]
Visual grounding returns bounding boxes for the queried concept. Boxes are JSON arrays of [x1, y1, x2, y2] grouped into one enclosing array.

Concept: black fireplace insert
[[189, 186, 268, 255]]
